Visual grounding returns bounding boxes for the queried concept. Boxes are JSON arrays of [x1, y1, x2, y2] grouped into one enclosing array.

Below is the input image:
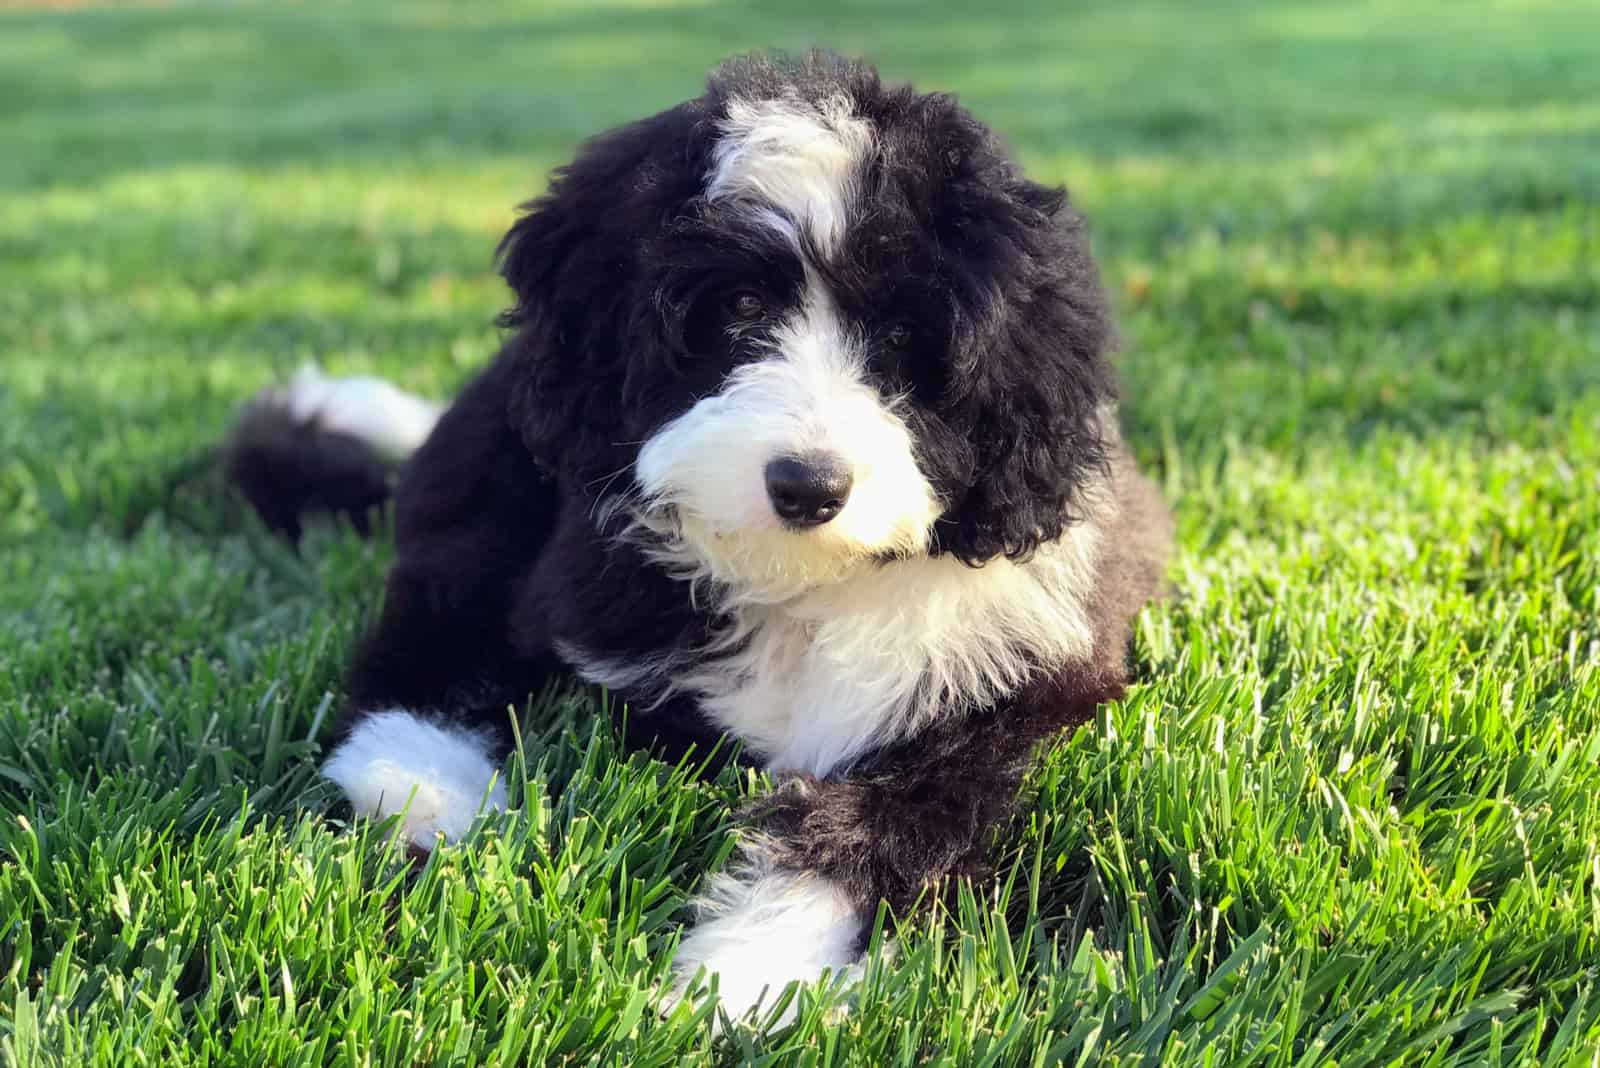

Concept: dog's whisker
[[584, 461, 635, 490]]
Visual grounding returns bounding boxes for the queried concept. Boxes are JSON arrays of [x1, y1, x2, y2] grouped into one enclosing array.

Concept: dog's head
[[501, 52, 1115, 599]]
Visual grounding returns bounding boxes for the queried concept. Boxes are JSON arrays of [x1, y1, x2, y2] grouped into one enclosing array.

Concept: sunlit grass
[[2, 0, 1599, 1063]]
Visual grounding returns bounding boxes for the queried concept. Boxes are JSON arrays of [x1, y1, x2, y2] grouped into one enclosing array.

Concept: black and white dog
[[228, 52, 1171, 1020]]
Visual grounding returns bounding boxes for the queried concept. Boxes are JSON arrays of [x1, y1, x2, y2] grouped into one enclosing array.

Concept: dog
[[226, 51, 1172, 1023]]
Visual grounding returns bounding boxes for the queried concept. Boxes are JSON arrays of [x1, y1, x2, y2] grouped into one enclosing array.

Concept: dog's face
[[501, 54, 1115, 598]]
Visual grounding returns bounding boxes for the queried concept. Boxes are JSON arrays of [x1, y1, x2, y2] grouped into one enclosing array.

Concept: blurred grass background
[[2, 1, 1599, 1064]]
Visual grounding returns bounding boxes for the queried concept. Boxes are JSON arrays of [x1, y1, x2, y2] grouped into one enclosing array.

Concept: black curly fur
[[256, 51, 1175, 957], [224, 396, 395, 542], [496, 52, 1117, 564]]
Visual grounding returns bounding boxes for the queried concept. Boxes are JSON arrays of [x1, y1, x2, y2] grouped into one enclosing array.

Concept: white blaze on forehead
[[706, 94, 872, 254], [633, 281, 939, 602]]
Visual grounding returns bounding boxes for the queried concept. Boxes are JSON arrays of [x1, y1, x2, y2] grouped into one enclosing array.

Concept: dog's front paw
[[666, 854, 864, 1028], [322, 709, 508, 851]]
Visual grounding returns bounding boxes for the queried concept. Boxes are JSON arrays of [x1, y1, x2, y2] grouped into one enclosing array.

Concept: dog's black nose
[[765, 455, 852, 526]]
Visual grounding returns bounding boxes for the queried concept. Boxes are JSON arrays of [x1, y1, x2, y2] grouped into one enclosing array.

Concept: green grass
[[3, 0, 1599, 1063]]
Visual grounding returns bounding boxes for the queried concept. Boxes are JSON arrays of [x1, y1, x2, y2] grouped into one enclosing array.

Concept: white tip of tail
[[284, 364, 442, 460]]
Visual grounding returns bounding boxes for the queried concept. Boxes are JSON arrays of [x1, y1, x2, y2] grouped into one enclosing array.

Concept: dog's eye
[[727, 290, 767, 322], [884, 321, 915, 349]]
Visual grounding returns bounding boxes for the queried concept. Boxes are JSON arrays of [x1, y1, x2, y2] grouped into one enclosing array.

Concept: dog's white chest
[[561, 531, 1102, 780], [690, 609, 915, 777], [689, 538, 1103, 777]]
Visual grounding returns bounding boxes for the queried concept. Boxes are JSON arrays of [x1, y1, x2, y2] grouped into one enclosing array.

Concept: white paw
[[284, 364, 442, 461], [322, 709, 507, 850], [667, 852, 864, 1028]]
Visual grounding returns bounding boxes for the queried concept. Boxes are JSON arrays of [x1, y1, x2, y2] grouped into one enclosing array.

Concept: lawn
[[3, 0, 1599, 1063]]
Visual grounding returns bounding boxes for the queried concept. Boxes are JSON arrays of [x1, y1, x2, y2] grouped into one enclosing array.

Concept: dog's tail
[[223, 365, 443, 541]]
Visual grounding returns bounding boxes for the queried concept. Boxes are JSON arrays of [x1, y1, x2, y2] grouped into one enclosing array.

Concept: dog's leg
[[669, 671, 1118, 1025], [322, 709, 510, 851], [319, 347, 563, 852], [668, 842, 865, 1025]]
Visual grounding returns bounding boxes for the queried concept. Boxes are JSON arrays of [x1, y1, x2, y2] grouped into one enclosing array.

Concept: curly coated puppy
[[227, 51, 1172, 1023]]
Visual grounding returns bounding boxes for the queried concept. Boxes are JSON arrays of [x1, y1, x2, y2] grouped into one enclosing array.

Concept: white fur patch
[[634, 284, 939, 605], [322, 709, 507, 849], [283, 364, 442, 460], [706, 94, 872, 255], [694, 506, 1104, 776], [596, 479, 1109, 778], [669, 848, 863, 1026]]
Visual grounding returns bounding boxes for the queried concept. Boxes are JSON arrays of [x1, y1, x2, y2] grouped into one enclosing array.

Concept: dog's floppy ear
[[933, 177, 1119, 564], [495, 192, 581, 334], [496, 101, 707, 487]]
